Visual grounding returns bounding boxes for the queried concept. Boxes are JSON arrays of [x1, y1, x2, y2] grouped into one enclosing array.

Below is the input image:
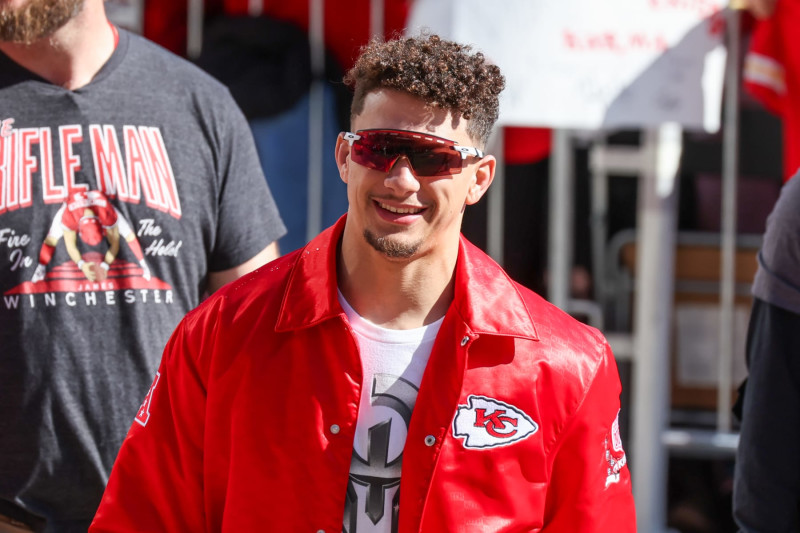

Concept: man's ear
[[465, 154, 496, 205], [335, 134, 350, 184]]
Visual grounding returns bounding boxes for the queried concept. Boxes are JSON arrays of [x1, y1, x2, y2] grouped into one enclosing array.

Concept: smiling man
[[90, 34, 636, 532]]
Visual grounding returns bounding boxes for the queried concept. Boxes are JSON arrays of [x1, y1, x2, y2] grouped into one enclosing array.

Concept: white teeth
[[379, 202, 423, 214]]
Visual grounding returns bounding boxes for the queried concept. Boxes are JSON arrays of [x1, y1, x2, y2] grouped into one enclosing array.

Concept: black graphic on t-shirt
[[343, 374, 418, 533]]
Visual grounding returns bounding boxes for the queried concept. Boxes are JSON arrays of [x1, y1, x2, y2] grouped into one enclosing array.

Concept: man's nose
[[384, 156, 421, 193]]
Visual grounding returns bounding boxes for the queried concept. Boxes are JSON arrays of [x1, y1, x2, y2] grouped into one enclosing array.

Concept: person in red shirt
[[743, 0, 800, 181], [91, 34, 635, 532]]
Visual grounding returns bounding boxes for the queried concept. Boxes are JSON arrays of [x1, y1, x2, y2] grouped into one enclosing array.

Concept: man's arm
[[204, 83, 286, 294], [542, 343, 637, 532], [102, 225, 121, 266], [32, 205, 68, 282], [31, 235, 60, 282], [206, 240, 280, 293], [733, 298, 800, 532]]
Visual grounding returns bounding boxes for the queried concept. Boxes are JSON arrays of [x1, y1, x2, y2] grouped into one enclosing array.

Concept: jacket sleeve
[[90, 307, 213, 532], [542, 342, 637, 532]]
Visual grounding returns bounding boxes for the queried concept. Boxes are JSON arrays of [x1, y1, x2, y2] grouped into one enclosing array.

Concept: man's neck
[[0, 0, 115, 90], [337, 235, 459, 330]]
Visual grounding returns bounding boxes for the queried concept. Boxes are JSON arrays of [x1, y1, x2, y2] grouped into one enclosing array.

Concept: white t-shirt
[[338, 291, 443, 533]]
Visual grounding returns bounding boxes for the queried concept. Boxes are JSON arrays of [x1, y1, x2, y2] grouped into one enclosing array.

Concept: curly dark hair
[[344, 34, 505, 146]]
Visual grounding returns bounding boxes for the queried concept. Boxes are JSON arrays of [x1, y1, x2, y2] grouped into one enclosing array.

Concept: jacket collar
[[276, 216, 538, 341]]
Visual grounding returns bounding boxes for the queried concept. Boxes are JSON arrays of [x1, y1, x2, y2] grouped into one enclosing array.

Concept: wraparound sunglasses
[[342, 129, 484, 177]]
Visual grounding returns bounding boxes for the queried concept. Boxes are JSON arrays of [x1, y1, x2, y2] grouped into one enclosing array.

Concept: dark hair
[[344, 33, 505, 146]]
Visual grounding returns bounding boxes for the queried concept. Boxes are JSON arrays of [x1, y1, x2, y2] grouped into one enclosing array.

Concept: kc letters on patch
[[452, 395, 538, 449]]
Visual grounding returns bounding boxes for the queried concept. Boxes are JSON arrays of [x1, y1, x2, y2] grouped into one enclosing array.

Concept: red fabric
[[218, 0, 411, 72], [38, 243, 55, 264], [142, 0, 186, 55], [90, 216, 635, 532], [109, 21, 119, 49], [504, 126, 552, 165], [143, 0, 411, 71], [744, 0, 800, 181]]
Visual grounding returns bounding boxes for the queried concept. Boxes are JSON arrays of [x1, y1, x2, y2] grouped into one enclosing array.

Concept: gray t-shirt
[[0, 29, 286, 530], [753, 175, 800, 314]]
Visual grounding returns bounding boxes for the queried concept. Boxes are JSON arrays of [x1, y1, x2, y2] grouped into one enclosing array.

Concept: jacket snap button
[[460, 336, 469, 346], [317, 530, 325, 533], [330, 424, 340, 434], [425, 435, 436, 446]]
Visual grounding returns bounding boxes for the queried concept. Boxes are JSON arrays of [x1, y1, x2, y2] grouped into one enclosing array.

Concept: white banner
[[406, 0, 728, 132]]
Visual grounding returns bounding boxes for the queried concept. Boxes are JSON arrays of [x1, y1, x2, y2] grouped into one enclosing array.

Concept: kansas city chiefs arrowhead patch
[[453, 395, 538, 449]]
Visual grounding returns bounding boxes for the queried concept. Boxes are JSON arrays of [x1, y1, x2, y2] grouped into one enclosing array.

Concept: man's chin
[[364, 229, 421, 259]]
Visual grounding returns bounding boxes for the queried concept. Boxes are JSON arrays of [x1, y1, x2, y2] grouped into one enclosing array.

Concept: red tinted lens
[[350, 131, 463, 177], [350, 139, 398, 172], [406, 145, 462, 176]]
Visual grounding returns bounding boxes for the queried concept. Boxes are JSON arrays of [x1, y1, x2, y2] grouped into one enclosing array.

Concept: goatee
[[364, 229, 420, 259]]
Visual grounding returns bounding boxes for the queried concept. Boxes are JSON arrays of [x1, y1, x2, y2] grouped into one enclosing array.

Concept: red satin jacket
[[91, 216, 636, 532]]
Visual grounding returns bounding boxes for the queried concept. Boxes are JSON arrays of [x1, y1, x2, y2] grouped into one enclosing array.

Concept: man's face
[[0, 0, 84, 44], [336, 88, 493, 262]]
